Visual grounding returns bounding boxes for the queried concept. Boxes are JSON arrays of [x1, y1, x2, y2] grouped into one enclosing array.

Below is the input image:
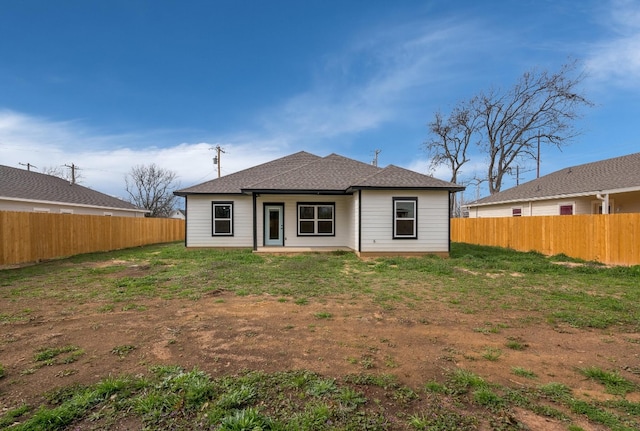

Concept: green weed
[[579, 366, 637, 395], [111, 345, 136, 358], [481, 347, 502, 361], [512, 367, 537, 379]]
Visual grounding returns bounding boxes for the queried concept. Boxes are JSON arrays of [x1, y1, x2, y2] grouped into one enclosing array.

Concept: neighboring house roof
[[0, 165, 147, 212], [175, 152, 463, 195], [467, 152, 640, 207]]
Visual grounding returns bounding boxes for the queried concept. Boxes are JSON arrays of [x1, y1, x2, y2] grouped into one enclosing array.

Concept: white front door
[[264, 205, 284, 246]]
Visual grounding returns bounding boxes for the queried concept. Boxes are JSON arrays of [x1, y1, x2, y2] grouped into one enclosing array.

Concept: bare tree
[[425, 102, 477, 185], [41, 164, 84, 184], [125, 164, 180, 218], [424, 102, 477, 216], [426, 61, 592, 196], [474, 61, 592, 194]]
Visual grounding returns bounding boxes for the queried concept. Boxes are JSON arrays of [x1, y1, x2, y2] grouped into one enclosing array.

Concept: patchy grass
[[512, 367, 537, 379], [1, 242, 640, 430], [580, 366, 638, 396], [6, 365, 635, 431], [33, 345, 84, 367], [2, 242, 638, 330]]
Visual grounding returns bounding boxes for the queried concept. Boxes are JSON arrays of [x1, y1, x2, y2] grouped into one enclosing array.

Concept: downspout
[[252, 193, 257, 250], [358, 189, 362, 253], [447, 191, 451, 254], [596, 193, 609, 214], [184, 196, 188, 247]]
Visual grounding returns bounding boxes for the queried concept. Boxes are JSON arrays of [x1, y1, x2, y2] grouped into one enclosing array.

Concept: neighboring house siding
[[185, 195, 253, 247], [255, 194, 352, 248], [470, 192, 640, 218], [0, 199, 144, 217], [360, 190, 450, 253]]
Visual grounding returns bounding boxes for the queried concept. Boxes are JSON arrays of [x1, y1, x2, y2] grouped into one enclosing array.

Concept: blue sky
[[1, 0, 639, 204]]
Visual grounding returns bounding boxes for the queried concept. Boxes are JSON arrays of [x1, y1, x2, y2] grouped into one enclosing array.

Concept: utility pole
[[64, 163, 78, 185], [536, 132, 541, 178], [371, 149, 381, 167], [212, 145, 225, 178], [19, 162, 37, 171]]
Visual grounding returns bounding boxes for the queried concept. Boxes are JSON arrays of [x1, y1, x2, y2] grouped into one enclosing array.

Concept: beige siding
[[469, 190, 640, 218], [185, 195, 253, 247], [468, 203, 516, 218], [360, 190, 450, 253], [0, 199, 144, 217], [256, 195, 352, 248]]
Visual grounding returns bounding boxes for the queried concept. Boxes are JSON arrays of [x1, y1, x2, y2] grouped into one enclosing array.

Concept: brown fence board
[[451, 214, 640, 266], [0, 211, 185, 266]]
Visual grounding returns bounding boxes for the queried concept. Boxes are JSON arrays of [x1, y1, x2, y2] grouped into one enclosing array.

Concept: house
[[465, 152, 640, 218], [169, 209, 186, 219], [0, 165, 148, 217], [174, 152, 464, 257]]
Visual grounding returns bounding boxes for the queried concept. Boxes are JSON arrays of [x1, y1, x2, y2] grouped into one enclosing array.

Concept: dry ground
[[1, 261, 639, 430]]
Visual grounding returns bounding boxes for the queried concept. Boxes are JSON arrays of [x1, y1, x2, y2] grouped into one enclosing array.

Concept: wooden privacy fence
[[451, 214, 640, 266], [0, 211, 185, 266]]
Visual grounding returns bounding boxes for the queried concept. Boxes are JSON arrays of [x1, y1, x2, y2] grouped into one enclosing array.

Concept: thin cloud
[[258, 15, 500, 144], [0, 110, 290, 199], [586, 0, 640, 89]]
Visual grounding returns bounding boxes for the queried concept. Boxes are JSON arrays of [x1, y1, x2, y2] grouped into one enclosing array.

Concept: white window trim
[[393, 198, 417, 239], [212, 202, 234, 236], [297, 203, 335, 236]]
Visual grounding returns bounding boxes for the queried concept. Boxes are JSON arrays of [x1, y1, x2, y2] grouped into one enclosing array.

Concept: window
[[512, 208, 522, 217], [559, 204, 573, 216], [297, 203, 334, 236], [393, 198, 417, 239], [212, 202, 233, 236]]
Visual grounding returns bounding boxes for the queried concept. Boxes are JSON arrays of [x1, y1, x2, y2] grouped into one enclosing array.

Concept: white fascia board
[[464, 186, 640, 208], [0, 196, 149, 214]]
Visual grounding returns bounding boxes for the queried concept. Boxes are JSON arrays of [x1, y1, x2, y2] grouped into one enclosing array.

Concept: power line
[[18, 162, 38, 171]]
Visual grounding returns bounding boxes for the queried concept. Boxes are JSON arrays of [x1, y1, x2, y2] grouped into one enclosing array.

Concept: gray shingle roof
[[353, 165, 464, 190], [244, 153, 382, 191], [175, 151, 464, 195], [175, 151, 322, 195], [0, 165, 144, 211], [469, 152, 640, 206]]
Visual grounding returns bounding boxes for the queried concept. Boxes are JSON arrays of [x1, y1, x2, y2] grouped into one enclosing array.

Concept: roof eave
[[0, 196, 148, 213], [465, 185, 640, 208], [174, 191, 247, 197], [241, 188, 350, 195], [348, 186, 465, 192]]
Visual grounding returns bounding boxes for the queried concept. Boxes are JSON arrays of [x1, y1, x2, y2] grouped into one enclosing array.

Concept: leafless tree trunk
[[425, 61, 592, 197], [125, 164, 180, 218], [473, 61, 592, 194], [424, 102, 477, 216]]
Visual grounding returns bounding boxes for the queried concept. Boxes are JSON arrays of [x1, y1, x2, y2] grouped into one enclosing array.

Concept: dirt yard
[[2, 274, 639, 431]]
